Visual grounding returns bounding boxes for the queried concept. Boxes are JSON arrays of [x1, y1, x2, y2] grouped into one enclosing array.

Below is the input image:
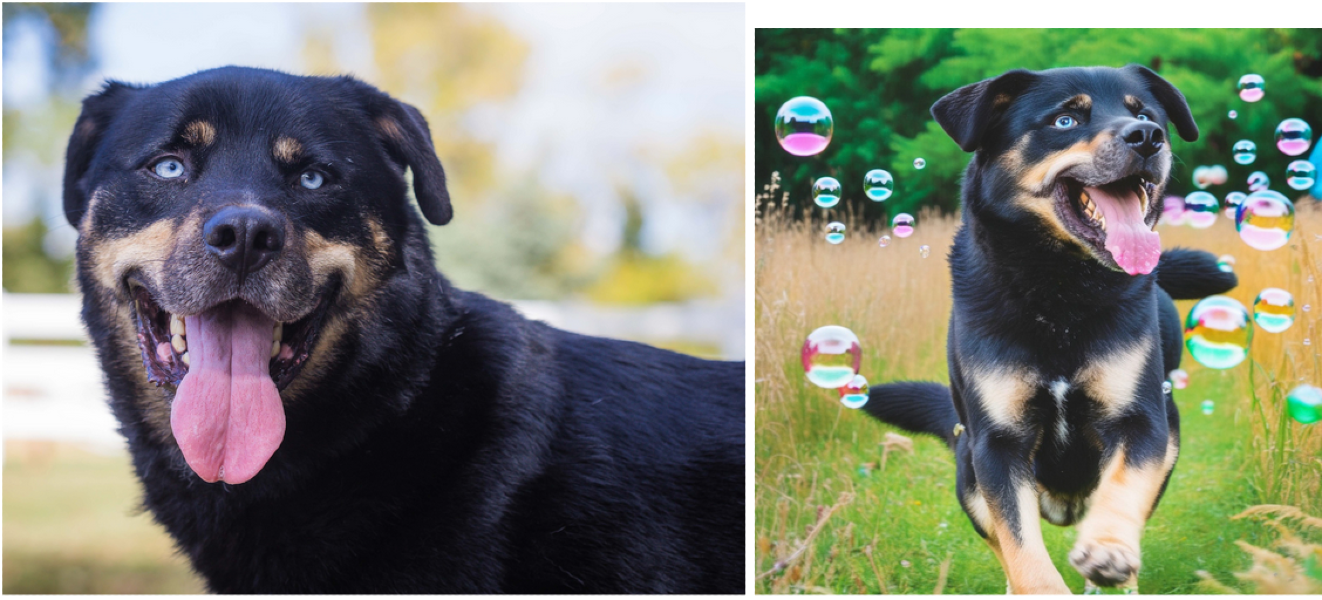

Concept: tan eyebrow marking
[[1063, 94, 1091, 110], [1123, 95, 1143, 112], [273, 136, 303, 163], [181, 120, 216, 146], [376, 116, 403, 141]]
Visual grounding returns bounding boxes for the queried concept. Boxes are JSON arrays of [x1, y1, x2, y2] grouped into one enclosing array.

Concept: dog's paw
[[1069, 539, 1140, 587]]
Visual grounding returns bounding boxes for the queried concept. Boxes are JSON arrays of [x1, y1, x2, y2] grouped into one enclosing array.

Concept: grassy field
[[3, 441, 204, 594], [754, 195, 1322, 594]]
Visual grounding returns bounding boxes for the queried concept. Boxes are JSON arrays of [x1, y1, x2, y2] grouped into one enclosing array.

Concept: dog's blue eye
[[1053, 115, 1077, 129], [1136, 114, 1151, 122], [153, 158, 185, 179], [300, 171, 324, 190]]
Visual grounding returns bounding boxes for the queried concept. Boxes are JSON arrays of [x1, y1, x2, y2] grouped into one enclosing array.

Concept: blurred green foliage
[[756, 28, 1322, 225], [2, 218, 72, 293]]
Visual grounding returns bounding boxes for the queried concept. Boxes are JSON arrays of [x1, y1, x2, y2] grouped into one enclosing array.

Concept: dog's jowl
[[860, 65, 1237, 593], [63, 67, 744, 593]]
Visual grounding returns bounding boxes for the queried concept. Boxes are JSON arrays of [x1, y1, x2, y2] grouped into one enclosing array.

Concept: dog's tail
[[860, 381, 960, 450], [1155, 247, 1238, 300]]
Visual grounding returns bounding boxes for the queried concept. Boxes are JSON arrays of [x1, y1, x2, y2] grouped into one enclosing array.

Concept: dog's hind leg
[[1069, 435, 1179, 590]]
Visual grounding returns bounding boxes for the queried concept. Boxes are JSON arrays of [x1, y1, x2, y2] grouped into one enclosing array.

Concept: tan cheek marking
[[376, 116, 403, 141], [1074, 337, 1153, 418], [182, 120, 216, 147], [273, 136, 303, 163], [88, 220, 179, 293], [365, 218, 393, 263], [1020, 133, 1113, 194], [967, 364, 1038, 430]]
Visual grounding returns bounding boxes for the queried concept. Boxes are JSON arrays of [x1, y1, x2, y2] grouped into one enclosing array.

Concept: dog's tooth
[[181, 352, 190, 366], [1098, 214, 1107, 231], [171, 334, 187, 353], [271, 340, 280, 358], [170, 314, 185, 337], [273, 322, 282, 343]]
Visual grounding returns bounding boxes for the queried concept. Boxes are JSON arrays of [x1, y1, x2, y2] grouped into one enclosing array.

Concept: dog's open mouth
[[1053, 174, 1160, 275], [129, 282, 332, 483]]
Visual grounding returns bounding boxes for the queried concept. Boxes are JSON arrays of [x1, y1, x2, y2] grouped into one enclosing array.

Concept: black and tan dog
[[62, 66, 744, 593], [861, 65, 1236, 593]]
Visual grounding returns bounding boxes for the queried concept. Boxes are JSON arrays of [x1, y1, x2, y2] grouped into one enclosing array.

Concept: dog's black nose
[[204, 206, 285, 277], [1121, 120, 1165, 158]]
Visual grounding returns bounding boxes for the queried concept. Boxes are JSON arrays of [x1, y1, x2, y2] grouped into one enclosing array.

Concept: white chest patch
[[1050, 379, 1070, 442]]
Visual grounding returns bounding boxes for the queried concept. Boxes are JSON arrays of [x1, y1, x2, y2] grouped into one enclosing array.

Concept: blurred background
[[3, 3, 744, 592]]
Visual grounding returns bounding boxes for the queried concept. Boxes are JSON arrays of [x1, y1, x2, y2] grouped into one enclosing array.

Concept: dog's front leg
[[970, 435, 1071, 594]]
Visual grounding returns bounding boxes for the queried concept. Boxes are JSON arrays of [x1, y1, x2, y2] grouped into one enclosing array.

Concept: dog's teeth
[[273, 322, 283, 343], [181, 351, 190, 366], [171, 334, 187, 353], [1098, 214, 1107, 231], [271, 340, 281, 358], [170, 314, 185, 337]]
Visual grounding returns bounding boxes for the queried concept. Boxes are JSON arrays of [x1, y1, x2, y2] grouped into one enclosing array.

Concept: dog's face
[[63, 67, 451, 484], [933, 65, 1198, 275]]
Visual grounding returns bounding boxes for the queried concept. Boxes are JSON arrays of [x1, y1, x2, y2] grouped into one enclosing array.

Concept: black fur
[[64, 66, 743, 593]]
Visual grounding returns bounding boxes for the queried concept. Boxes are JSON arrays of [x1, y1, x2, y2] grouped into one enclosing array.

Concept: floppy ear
[[63, 81, 138, 228], [371, 97, 452, 226], [1123, 64, 1198, 142], [931, 69, 1038, 153]]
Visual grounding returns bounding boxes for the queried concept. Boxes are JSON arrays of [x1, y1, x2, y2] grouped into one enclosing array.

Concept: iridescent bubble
[[1223, 191, 1247, 218], [1170, 369, 1190, 390], [863, 169, 894, 202], [825, 221, 846, 245], [1233, 140, 1257, 165], [1229, 110, 1238, 120], [1161, 196, 1186, 226], [878, 235, 891, 248], [813, 177, 842, 208], [1305, 304, 1312, 312], [1217, 254, 1235, 273], [892, 213, 915, 238], [1247, 171, 1270, 192], [913, 158, 926, 170], [775, 97, 833, 156], [1236, 190, 1295, 251], [919, 245, 930, 258], [1252, 287, 1295, 333], [1275, 118, 1313, 157], [1183, 191, 1219, 229], [801, 325, 862, 389], [1286, 160, 1316, 190], [1201, 400, 1215, 415], [1184, 295, 1253, 369], [1192, 165, 1214, 190], [1286, 385, 1322, 424], [839, 374, 870, 409], [1237, 74, 1265, 103], [1208, 165, 1229, 186], [1162, 381, 1173, 394]]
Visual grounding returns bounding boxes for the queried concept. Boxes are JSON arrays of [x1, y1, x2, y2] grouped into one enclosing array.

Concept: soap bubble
[[1305, 304, 1312, 312], [1162, 381, 1173, 394], [1184, 295, 1252, 369], [1248, 171, 1270, 192], [1193, 166, 1213, 189], [1161, 196, 1186, 226], [1223, 191, 1247, 218], [775, 97, 833, 156], [1252, 287, 1295, 333], [919, 245, 931, 258], [1217, 254, 1235, 273], [1275, 118, 1313, 157], [1236, 190, 1295, 251], [825, 221, 846, 245], [802, 325, 862, 389], [1237, 74, 1265, 102], [913, 158, 926, 170], [1286, 160, 1316, 190], [1183, 191, 1219, 229], [1286, 385, 1322, 424], [863, 169, 894, 201], [1229, 110, 1238, 120], [1233, 140, 1257, 165], [892, 213, 915, 238], [1208, 165, 1228, 186], [1170, 369, 1190, 390], [1202, 400, 1215, 415], [839, 374, 870, 409], [813, 177, 842, 208], [878, 235, 891, 248]]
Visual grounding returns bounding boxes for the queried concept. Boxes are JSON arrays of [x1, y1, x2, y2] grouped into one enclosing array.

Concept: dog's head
[[932, 64, 1198, 275], [63, 67, 451, 484]]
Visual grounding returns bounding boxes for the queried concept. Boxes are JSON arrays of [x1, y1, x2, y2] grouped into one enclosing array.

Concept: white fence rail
[[3, 293, 743, 448]]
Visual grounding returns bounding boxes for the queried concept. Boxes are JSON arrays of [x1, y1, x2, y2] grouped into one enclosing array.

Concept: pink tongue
[[171, 303, 285, 484], [1085, 185, 1160, 275]]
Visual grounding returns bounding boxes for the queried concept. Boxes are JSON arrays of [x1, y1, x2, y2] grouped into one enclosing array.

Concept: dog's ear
[[931, 69, 1038, 153], [366, 93, 452, 226], [64, 81, 138, 228], [1123, 64, 1198, 142]]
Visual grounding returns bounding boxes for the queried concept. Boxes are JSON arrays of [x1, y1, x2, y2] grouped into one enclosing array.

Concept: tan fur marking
[[1021, 134, 1113, 194], [273, 136, 303, 163], [1124, 95, 1143, 112], [1065, 94, 1091, 110], [1074, 337, 1153, 418], [182, 120, 216, 146], [988, 483, 1071, 593], [993, 93, 1013, 108], [967, 364, 1038, 430], [89, 220, 179, 293], [376, 116, 404, 141], [76, 117, 98, 139]]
